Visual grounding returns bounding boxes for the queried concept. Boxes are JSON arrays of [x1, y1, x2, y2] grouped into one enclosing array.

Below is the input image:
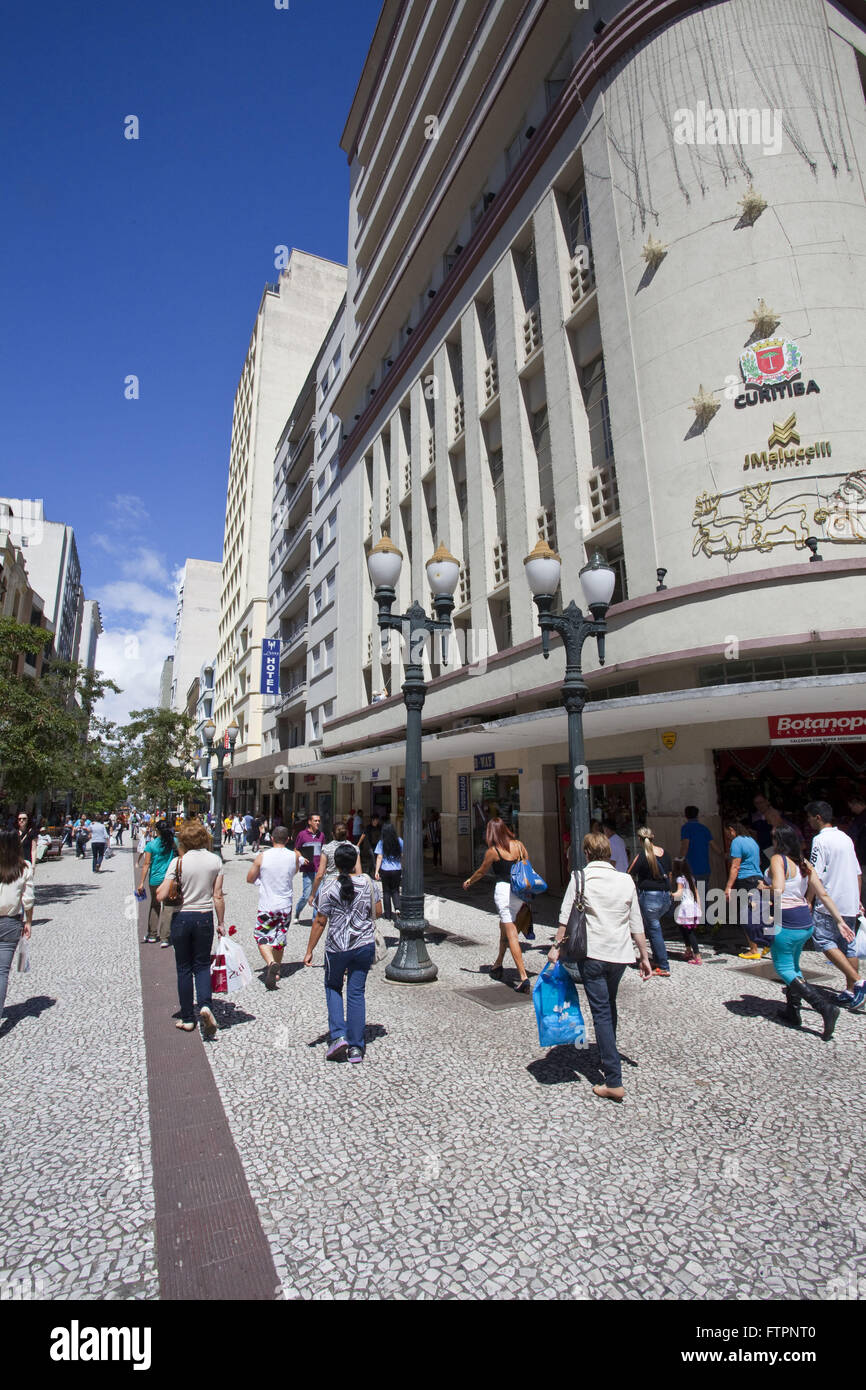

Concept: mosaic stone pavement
[[1, 845, 864, 1301]]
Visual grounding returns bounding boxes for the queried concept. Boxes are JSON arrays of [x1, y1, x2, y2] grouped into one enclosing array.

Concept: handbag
[[560, 868, 588, 963], [210, 934, 228, 994], [368, 876, 387, 963], [510, 843, 548, 902], [166, 856, 183, 904], [533, 962, 586, 1047]]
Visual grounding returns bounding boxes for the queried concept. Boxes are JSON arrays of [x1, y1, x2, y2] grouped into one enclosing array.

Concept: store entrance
[[470, 771, 520, 869], [714, 745, 866, 843], [556, 772, 647, 884]]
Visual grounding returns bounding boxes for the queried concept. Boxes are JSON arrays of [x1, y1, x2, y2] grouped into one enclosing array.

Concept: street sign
[[260, 638, 281, 695], [474, 753, 495, 771]]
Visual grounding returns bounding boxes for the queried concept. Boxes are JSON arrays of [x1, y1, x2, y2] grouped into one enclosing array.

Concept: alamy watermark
[[673, 103, 783, 157]]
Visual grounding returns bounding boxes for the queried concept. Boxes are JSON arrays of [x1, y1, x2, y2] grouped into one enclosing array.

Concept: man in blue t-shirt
[[679, 806, 722, 894]]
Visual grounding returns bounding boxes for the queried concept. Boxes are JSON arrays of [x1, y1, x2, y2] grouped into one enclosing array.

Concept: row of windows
[[699, 651, 866, 686]]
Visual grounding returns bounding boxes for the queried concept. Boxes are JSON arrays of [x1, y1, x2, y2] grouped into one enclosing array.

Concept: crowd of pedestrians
[[1, 789, 863, 1087]]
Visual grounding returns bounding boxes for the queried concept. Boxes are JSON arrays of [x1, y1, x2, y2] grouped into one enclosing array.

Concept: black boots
[[787, 976, 839, 1041], [779, 985, 802, 1027]]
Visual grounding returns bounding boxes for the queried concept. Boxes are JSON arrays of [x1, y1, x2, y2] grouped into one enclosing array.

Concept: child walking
[[671, 858, 702, 964]]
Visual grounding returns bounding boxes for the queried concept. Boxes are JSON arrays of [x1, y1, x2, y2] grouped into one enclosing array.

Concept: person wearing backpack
[[462, 817, 531, 991], [549, 831, 652, 1102], [304, 842, 383, 1063]]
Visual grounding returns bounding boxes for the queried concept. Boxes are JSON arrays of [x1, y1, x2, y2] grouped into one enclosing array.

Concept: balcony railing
[[492, 538, 508, 587], [483, 356, 498, 403], [458, 566, 471, 608], [285, 466, 313, 522], [402, 460, 411, 494], [523, 303, 541, 360], [282, 619, 308, 651], [536, 507, 557, 551], [452, 395, 465, 440], [426, 435, 436, 472], [570, 252, 594, 309], [588, 464, 620, 527]]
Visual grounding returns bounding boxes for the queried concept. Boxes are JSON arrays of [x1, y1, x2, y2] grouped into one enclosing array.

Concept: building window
[[593, 543, 627, 604], [515, 242, 539, 310], [581, 356, 614, 468]]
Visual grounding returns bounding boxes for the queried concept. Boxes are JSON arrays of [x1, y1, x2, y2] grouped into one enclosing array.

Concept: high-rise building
[[213, 250, 347, 775], [170, 559, 222, 714], [292, 0, 866, 887], [158, 656, 174, 710], [0, 499, 83, 662], [0, 522, 53, 680], [76, 600, 102, 675]]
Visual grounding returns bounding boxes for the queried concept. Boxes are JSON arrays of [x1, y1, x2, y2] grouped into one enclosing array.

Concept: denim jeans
[[379, 869, 401, 919], [0, 917, 23, 1024], [171, 911, 214, 1023], [562, 957, 627, 1088], [295, 872, 316, 919], [324, 943, 375, 1048], [91, 842, 106, 871], [234, 833, 244, 853], [638, 890, 672, 970]]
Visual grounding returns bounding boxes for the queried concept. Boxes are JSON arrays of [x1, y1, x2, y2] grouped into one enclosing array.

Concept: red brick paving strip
[[136, 877, 278, 1300]]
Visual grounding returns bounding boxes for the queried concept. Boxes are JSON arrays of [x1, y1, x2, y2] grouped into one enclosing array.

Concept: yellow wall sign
[[661, 731, 677, 750]]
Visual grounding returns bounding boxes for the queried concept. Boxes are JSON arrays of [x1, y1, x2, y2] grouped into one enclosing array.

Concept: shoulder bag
[[560, 868, 588, 963], [366, 875, 387, 963], [166, 856, 183, 906], [510, 841, 548, 902]]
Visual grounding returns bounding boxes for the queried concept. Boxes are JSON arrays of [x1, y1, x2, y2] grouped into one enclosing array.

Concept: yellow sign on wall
[[661, 731, 677, 750]]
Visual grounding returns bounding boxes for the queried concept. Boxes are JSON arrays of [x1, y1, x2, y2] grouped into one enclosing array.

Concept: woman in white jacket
[[0, 829, 34, 1031]]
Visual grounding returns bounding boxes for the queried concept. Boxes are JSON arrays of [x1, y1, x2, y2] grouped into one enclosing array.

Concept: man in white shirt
[[549, 832, 652, 1103], [602, 819, 629, 872], [806, 801, 865, 1011], [246, 826, 298, 989]]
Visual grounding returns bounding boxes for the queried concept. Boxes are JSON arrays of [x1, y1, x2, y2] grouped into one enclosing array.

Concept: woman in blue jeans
[[157, 821, 225, 1039], [0, 831, 34, 1031], [762, 825, 844, 1040], [628, 826, 673, 975], [304, 842, 383, 1064]]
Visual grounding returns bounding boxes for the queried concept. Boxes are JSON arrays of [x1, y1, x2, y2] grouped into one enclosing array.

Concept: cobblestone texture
[[0, 848, 157, 1300], [2, 847, 864, 1301]]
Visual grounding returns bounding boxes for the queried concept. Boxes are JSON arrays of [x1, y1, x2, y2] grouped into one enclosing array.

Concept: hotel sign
[[260, 638, 281, 695], [769, 712, 866, 745]]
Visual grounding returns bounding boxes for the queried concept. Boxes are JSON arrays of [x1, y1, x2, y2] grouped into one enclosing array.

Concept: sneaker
[[652, 967, 671, 977], [835, 989, 855, 1006], [849, 981, 866, 1013], [347, 1046, 364, 1063], [326, 1038, 348, 1062], [199, 1006, 218, 1040]]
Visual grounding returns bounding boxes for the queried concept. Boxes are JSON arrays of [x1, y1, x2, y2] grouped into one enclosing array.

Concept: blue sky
[[0, 0, 379, 722]]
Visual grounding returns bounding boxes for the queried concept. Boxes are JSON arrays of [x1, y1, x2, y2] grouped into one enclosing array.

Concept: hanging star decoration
[[641, 234, 668, 269], [690, 384, 720, 427], [749, 297, 779, 337], [738, 185, 768, 224]]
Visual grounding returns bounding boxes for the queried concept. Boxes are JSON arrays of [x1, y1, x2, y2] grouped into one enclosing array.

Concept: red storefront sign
[[768, 712, 866, 745]]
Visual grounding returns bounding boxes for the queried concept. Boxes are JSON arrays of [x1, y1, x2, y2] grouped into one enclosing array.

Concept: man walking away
[[602, 819, 628, 873], [89, 815, 110, 872], [806, 801, 865, 1011], [294, 814, 325, 923], [679, 806, 723, 899], [428, 809, 442, 868], [247, 827, 298, 989]]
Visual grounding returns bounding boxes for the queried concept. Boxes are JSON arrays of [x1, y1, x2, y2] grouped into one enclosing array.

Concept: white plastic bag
[[16, 935, 31, 973], [854, 915, 866, 959], [222, 933, 253, 995]]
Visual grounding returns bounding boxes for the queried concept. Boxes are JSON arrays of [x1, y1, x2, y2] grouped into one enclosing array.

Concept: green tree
[[122, 707, 198, 811]]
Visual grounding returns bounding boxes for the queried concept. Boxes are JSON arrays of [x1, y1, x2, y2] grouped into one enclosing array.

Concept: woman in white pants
[[462, 818, 530, 991]]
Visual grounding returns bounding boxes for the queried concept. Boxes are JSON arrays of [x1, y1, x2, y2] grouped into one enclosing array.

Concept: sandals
[[487, 965, 504, 981], [738, 950, 762, 960], [175, 1020, 195, 1031]]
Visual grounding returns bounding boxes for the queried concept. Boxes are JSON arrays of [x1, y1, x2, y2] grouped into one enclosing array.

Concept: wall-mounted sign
[[740, 337, 802, 389], [303, 774, 317, 784], [474, 753, 495, 771], [769, 712, 866, 745], [371, 767, 380, 781], [260, 638, 281, 695], [743, 413, 831, 472], [661, 731, 677, 750], [693, 469, 866, 558], [457, 814, 470, 836], [338, 773, 356, 784], [458, 774, 469, 812]]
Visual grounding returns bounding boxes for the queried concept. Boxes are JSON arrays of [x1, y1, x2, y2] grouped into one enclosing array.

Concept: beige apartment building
[[213, 250, 347, 765], [282, 0, 866, 889], [169, 558, 221, 715]]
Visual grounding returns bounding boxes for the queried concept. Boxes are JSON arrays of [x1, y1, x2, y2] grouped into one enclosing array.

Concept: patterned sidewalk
[[1, 845, 864, 1300]]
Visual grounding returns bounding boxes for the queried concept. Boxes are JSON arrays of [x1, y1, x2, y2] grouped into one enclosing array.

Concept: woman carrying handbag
[[304, 842, 384, 1064], [549, 832, 652, 1102], [156, 820, 225, 1038], [462, 817, 531, 991]]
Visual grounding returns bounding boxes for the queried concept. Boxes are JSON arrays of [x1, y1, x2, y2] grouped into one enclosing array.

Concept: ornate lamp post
[[524, 541, 616, 873], [201, 718, 239, 855], [366, 536, 460, 983]]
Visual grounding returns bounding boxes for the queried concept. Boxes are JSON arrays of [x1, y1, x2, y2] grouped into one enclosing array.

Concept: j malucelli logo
[[673, 102, 783, 156], [49, 1321, 152, 1371]]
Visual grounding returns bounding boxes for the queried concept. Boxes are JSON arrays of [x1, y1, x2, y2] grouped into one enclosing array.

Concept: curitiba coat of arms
[[739, 337, 803, 388]]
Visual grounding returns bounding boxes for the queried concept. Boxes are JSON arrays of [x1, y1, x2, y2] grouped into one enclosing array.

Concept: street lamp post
[[524, 541, 616, 873], [202, 719, 239, 856], [367, 537, 460, 983]]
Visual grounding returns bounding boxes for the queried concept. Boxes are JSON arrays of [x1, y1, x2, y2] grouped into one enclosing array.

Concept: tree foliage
[[121, 707, 199, 809]]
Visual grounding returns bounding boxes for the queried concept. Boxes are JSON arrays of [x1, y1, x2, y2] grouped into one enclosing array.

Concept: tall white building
[[0, 498, 83, 663], [213, 251, 347, 775], [76, 600, 102, 676], [170, 558, 222, 714], [276, 0, 866, 888]]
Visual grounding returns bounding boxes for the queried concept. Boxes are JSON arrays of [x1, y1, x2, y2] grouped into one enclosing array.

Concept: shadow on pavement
[[33, 883, 101, 905], [307, 1023, 388, 1048], [526, 1044, 605, 1088], [723, 993, 831, 1039], [0, 994, 56, 1037]]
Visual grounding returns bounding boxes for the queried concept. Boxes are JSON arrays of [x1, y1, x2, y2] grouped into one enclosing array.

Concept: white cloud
[[98, 580, 176, 621], [94, 619, 174, 725], [108, 494, 150, 527]]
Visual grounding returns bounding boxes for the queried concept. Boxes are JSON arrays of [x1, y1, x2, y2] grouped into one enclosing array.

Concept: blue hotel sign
[[260, 639, 281, 695], [474, 753, 495, 771]]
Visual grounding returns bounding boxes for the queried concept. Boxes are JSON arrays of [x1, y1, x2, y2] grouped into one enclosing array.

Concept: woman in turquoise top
[[136, 820, 179, 946], [724, 819, 770, 959]]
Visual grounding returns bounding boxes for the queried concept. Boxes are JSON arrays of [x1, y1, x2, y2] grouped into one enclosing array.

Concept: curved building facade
[[317, 0, 866, 886]]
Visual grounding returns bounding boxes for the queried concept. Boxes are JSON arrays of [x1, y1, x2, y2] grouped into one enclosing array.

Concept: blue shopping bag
[[511, 856, 548, 902], [532, 962, 586, 1047]]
